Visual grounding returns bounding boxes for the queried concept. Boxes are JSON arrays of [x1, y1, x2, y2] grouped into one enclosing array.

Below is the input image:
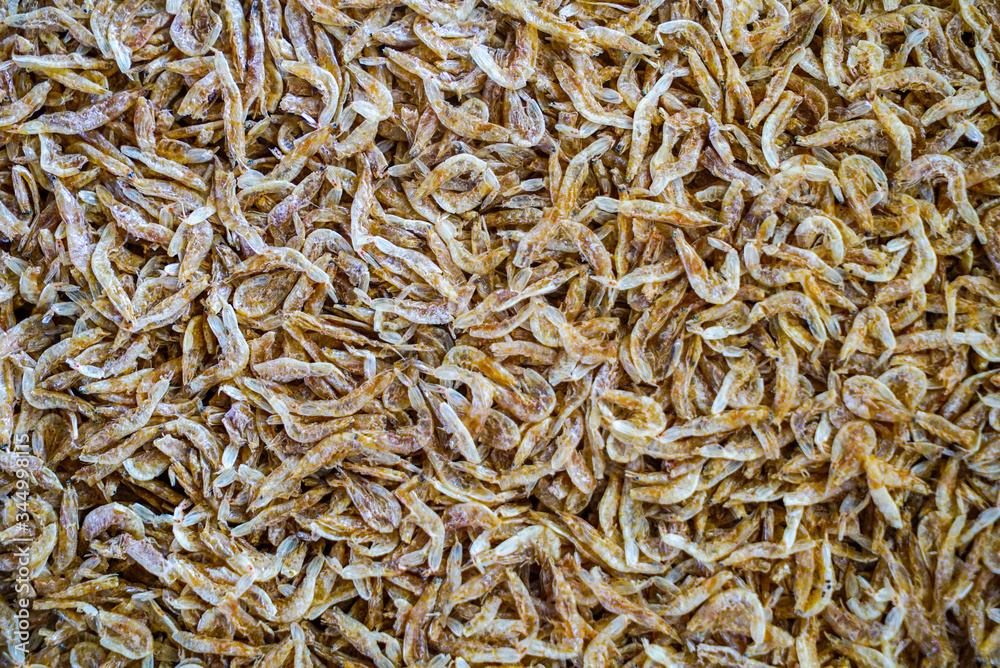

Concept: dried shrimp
[[1, 0, 1000, 665]]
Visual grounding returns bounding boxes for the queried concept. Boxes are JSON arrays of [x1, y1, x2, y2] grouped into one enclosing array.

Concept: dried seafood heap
[[3, 0, 1000, 664]]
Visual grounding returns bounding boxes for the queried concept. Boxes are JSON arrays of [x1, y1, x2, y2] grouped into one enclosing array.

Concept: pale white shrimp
[[945, 276, 1000, 338], [839, 306, 895, 366], [761, 91, 801, 169], [414, 154, 498, 200], [795, 215, 845, 267], [280, 60, 341, 127], [653, 21, 723, 79], [763, 243, 842, 285], [749, 291, 827, 341], [673, 232, 740, 304], [347, 63, 393, 122], [840, 155, 888, 231], [470, 44, 525, 90], [874, 212, 937, 305], [894, 154, 980, 235], [921, 86, 987, 126], [627, 64, 687, 181], [872, 96, 913, 164], [747, 163, 843, 224]]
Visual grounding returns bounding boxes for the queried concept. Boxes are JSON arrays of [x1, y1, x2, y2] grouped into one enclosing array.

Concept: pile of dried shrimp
[[2, 0, 1000, 664]]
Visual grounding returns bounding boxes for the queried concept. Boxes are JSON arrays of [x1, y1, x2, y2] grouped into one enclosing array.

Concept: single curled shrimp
[[894, 154, 980, 234], [839, 306, 896, 366], [750, 291, 828, 342], [673, 231, 740, 304]]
